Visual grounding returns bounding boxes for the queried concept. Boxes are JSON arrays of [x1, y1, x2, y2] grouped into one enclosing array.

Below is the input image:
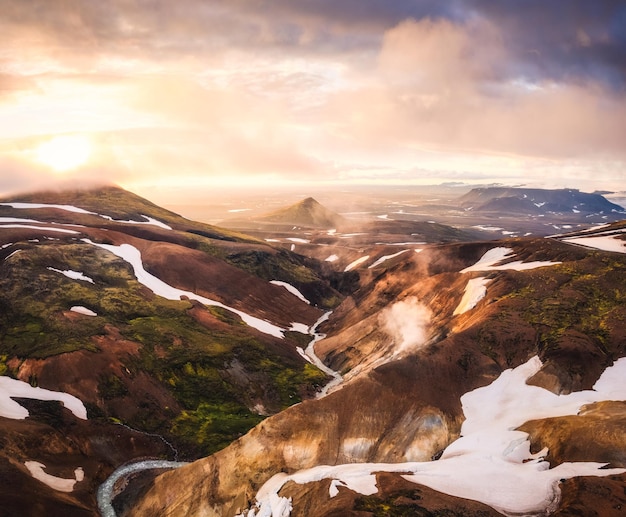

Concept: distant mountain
[[258, 197, 346, 228], [458, 187, 625, 216]]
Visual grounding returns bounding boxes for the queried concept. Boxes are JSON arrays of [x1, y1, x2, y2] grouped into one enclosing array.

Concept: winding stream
[[97, 460, 188, 517], [303, 311, 343, 397]]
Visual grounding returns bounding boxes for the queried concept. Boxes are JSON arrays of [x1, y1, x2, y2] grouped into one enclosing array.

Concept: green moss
[[517, 256, 626, 357], [170, 402, 263, 455], [98, 374, 129, 400], [0, 237, 328, 457], [354, 490, 465, 516]]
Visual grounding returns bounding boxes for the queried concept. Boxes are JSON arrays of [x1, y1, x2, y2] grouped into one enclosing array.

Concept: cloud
[[319, 17, 626, 165], [0, 1, 624, 193]]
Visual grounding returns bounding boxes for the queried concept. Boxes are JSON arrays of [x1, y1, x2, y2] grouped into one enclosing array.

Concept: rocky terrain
[[128, 221, 626, 516], [0, 186, 343, 516], [1, 186, 625, 516]]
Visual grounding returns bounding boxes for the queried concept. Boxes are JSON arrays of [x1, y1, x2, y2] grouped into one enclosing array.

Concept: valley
[[0, 185, 625, 516]]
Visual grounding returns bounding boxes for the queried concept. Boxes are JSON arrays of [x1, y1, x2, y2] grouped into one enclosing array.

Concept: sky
[[1, 0, 625, 203]]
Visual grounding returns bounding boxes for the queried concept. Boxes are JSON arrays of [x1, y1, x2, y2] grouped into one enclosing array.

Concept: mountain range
[[0, 185, 625, 517], [458, 187, 625, 216]]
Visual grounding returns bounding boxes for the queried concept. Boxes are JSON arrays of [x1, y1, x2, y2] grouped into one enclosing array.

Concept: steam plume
[[381, 297, 431, 355]]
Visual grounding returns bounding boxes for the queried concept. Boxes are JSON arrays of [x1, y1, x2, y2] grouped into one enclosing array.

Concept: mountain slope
[[0, 185, 346, 516], [129, 232, 626, 517], [458, 187, 625, 217]]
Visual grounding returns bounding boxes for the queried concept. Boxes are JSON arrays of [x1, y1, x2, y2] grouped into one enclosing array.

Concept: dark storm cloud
[[2, 0, 623, 88], [0, 0, 460, 59]]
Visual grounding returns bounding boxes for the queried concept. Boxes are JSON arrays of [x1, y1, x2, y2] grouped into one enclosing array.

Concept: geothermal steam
[[381, 297, 431, 355]]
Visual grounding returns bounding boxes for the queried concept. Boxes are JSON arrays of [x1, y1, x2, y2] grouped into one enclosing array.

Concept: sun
[[35, 135, 92, 172]]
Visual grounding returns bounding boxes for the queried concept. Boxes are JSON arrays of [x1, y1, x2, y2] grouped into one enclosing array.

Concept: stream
[[97, 460, 188, 517]]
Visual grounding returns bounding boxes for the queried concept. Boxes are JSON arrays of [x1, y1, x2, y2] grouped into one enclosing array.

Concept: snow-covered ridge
[[461, 247, 561, 273], [82, 239, 286, 338], [237, 356, 626, 517], [0, 376, 88, 420]]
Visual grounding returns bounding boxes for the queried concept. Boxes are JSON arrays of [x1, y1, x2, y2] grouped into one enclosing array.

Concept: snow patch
[[24, 462, 84, 493], [0, 376, 87, 420], [48, 267, 94, 283], [0, 224, 79, 234], [270, 281, 310, 304], [70, 306, 97, 316], [473, 225, 503, 232], [304, 312, 342, 398], [368, 249, 409, 269], [289, 323, 310, 334], [344, 255, 370, 272], [0, 202, 172, 229], [461, 247, 560, 273], [453, 277, 491, 315], [0, 202, 93, 214], [324, 254, 339, 262], [562, 233, 626, 254]]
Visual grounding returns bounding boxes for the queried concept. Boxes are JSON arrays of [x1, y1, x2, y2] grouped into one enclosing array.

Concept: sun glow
[[35, 135, 92, 172]]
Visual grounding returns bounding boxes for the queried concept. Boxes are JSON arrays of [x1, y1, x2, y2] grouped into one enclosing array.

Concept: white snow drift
[[270, 281, 310, 304], [0, 376, 87, 420], [461, 247, 561, 273], [562, 230, 626, 254], [453, 277, 491, 315], [47, 267, 94, 284]]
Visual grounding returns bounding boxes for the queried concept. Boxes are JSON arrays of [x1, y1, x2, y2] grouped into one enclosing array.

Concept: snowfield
[[453, 277, 490, 315], [0, 376, 88, 420], [237, 356, 626, 517], [562, 230, 626, 254], [461, 247, 561, 273]]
